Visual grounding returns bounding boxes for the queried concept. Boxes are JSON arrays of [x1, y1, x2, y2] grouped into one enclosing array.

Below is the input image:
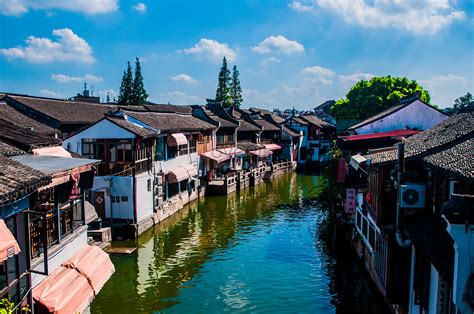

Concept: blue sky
[[0, 0, 472, 110]]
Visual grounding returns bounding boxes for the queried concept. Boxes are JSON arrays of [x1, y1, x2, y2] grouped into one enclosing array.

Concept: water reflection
[[92, 173, 387, 313]]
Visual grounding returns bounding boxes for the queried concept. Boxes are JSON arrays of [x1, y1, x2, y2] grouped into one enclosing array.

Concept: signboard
[[337, 158, 346, 183], [345, 188, 356, 214]]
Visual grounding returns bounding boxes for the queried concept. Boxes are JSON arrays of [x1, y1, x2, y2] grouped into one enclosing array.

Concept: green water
[[92, 173, 387, 313]]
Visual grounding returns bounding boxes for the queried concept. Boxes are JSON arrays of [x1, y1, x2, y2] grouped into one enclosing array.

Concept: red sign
[[345, 188, 356, 214], [337, 158, 346, 183]]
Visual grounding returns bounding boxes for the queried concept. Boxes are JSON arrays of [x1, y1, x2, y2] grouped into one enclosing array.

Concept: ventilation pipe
[[395, 142, 412, 247]]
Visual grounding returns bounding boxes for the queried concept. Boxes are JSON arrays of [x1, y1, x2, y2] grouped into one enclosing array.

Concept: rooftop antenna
[[91, 85, 94, 96], [106, 92, 110, 103]]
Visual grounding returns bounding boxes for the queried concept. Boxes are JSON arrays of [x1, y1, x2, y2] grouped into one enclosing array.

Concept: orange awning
[[62, 245, 115, 294], [0, 219, 20, 261], [33, 266, 95, 314], [264, 144, 281, 151], [167, 133, 187, 146]]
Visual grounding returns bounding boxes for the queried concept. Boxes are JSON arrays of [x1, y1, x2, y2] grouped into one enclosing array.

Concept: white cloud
[[288, 1, 317, 14], [0, 28, 94, 64], [305, 76, 333, 85], [420, 74, 469, 107], [40, 88, 63, 98], [242, 88, 279, 106], [180, 38, 236, 62], [0, 0, 118, 16], [315, 0, 465, 35], [260, 57, 282, 66], [253, 35, 305, 54], [339, 71, 375, 83], [160, 91, 200, 104], [132, 3, 146, 12], [98, 89, 118, 100], [171, 74, 199, 84], [51, 73, 103, 83], [302, 65, 336, 77]]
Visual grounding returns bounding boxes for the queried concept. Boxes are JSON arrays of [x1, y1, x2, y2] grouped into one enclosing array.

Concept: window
[[155, 137, 165, 161], [167, 145, 177, 159], [177, 144, 188, 156], [217, 135, 225, 145], [168, 182, 179, 197], [121, 196, 128, 202], [180, 180, 188, 193], [147, 179, 152, 191], [189, 136, 197, 154]]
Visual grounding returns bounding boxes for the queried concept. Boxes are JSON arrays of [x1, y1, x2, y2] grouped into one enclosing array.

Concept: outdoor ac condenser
[[400, 183, 426, 208]]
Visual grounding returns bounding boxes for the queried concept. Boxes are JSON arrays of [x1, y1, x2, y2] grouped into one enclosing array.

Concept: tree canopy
[[215, 57, 233, 107], [231, 65, 243, 108], [118, 58, 148, 106], [452, 92, 473, 113], [330, 76, 431, 120]]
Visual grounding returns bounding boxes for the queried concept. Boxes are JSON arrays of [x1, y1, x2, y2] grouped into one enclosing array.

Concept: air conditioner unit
[[156, 176, 163, 186], [400, 183, 425, 208]]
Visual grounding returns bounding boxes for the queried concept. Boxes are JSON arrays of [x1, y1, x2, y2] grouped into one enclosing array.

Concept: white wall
[[154, 152, 199, 174], [428, 264, 440, 314], [31, 227, 87, 287], [355, 100, 448, 134], [446, 222, 474, 314], [93, 176, 135, 221], [135, 172, 154, 223], [62, 119, 135, 154]]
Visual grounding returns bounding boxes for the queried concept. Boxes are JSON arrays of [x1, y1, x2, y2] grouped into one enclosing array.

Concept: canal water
[[92, 173, 388, 313]]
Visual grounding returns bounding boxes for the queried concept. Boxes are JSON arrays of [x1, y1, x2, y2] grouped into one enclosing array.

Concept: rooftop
[[0, 119, 61, 151], [11, 155, 100, 175], [339, 129, 421, 142], [299, 114, 335, 128], [125, 111, 216, 133], [0, 156, 51, 206], [0, 101, 59, 135]]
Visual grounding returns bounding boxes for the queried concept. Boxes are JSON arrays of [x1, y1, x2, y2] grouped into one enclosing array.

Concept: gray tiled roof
[[0, 141, 24, 157], [0, 119, 61, 151], [365, 112, 474, 165], [0, 102, 58, 135], [125, 111, 216, 133], [0, 156, 51, 205]]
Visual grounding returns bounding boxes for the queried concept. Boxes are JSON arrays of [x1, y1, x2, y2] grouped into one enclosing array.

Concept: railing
[[30, 200, 83, 258], [373, 234, 389, 290]]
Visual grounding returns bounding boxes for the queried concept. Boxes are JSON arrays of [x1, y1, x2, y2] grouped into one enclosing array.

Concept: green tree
[[215, 57, 232, 107], [117, 61, 133, 106], [131, 57, 149, 105], [330, 76, 431, 120], [230, 65, 243, 108], [453, 92, 473, 113]]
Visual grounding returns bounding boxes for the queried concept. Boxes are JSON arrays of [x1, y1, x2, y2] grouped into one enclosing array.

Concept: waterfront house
[[298, 114, 336, 166], [63, 111, 160, 237], [347, 94, 448, 135], [123, 107, 216, 225], [1, 150, 114, 313], [349, 112, 473, 313]]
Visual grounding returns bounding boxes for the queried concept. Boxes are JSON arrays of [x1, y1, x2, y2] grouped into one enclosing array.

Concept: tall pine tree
[[118, 61, 133, 106], [131, 57, 148, 105], [230, 65, 243, 108], [215, 57, 232, 107]]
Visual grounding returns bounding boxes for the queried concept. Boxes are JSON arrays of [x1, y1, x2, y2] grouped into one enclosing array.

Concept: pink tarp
[[33, 266, 95, 314], [33, 245, 115, 313], [32, 146, 72, 158], [0, 219, 20, 261], [62, 245, 115, 294], [264, 143, 281, 151], [201, 150, 230, 163]]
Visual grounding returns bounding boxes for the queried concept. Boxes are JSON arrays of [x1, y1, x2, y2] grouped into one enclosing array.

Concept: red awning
[[201, 150, 230, 163], [167, 133, 187, 146], [33, 266, 95, 314], [218, 147, 245, 156], [249, 148, 273, 158], [62, 245, 115, 294], [0, 219, 20, 261], [264, 144, 281, 151], [339, 129, 421, 141], [33, 245, 115, 313]]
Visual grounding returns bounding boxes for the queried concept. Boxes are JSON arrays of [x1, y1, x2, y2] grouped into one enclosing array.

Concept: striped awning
[[249, 149, 273, 158], [264, 144, 281, 151], [167, 133, 187, 146], [218, 147, 246, 156], [201, 150, 230, 163], [167, 166, 190, 183], [0, 219, 20, 261]]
